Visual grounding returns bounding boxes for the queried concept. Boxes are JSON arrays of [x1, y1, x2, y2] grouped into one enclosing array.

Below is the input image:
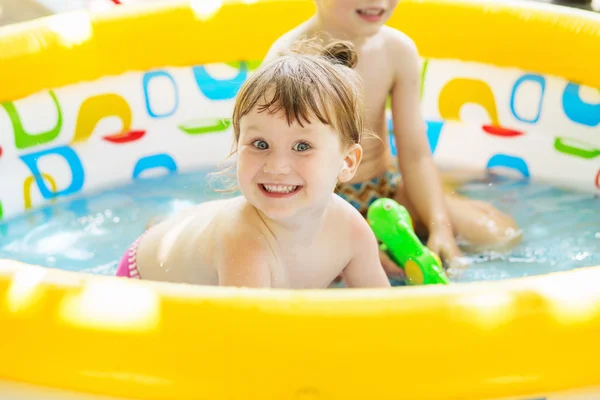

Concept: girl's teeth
[[359, 8, 383, 15], [263, 184, 297, 193]]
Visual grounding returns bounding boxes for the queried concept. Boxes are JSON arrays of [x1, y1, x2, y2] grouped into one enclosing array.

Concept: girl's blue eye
[[252, 140, 268, 150], [293, 142, 311, 152]]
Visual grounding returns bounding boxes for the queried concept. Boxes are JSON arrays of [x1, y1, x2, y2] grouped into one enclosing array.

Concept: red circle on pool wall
[[0, 146, 3, 158]]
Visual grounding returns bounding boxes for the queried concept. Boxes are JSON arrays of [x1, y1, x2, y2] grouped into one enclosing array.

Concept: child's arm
[[218, 234, 272, 288], [343, 217, 391, 288], [389, 33, 461, 263]]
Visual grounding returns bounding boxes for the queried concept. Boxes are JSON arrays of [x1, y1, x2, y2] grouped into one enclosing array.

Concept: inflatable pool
[[1, 0, 599, 399]]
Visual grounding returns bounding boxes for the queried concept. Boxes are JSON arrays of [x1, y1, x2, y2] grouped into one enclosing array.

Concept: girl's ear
[[338, 143, 362, 183]]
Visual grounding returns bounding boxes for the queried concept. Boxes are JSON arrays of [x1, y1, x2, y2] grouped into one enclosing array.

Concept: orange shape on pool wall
[[103, 130, 146, 143], [482, 125, 524, 137], [438, 78, 499, 125], [595, 169, 600, 190], [73, 93, 143, 144]]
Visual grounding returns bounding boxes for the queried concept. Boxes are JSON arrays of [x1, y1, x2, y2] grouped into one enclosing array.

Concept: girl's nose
[[263, 149, 291, 175]]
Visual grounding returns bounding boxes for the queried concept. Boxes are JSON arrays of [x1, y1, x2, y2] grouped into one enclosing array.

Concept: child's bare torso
[[135, 196, 358, 288]]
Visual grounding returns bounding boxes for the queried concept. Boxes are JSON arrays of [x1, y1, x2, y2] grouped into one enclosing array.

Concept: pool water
[[0, 168, 598, 284], [451, 174, 600, 283]]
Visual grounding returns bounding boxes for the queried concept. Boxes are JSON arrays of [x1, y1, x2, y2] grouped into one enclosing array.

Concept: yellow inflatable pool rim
[[1, 1, 599, 399]]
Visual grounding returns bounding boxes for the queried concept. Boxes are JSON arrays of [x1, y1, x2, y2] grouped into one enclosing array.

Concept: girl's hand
[[426, 227, 470, 277]]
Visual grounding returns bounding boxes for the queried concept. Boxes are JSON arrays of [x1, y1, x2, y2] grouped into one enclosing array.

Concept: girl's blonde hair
[[211, 39, 365, 192]]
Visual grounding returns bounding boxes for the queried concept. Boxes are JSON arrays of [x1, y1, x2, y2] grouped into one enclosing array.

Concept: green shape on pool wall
[[225, 60, 262, 71], [420, 59, 429, 100], [554, 137, 600, 159], [179, 118, 232, 135], [2, 90, 63, 150], [0, 200, 3, 220]]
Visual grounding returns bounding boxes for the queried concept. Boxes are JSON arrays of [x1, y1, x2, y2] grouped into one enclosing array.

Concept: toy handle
[[367, 198, 450, 285]]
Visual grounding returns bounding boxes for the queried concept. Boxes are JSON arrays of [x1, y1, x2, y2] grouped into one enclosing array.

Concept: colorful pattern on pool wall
[[0, 59, 598, 223]]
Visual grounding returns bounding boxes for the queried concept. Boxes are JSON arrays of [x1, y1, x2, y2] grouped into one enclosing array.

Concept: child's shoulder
[[374, 26, 421, 82], [165, 197, 262, 245], [209, 197, 267, 238], [380, 26, 419, 61], [330, 194, 377, 241], [264, 21, 313, 61], [213, 201, 277, 285]]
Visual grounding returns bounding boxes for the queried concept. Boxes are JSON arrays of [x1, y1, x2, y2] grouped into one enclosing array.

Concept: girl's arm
[[389, 34, 461, 262], [218, 234, 272, 288], [343, 216, 391, 288]]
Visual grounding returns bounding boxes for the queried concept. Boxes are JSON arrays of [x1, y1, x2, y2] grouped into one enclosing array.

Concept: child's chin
[[356, 21, 386, 36], [260, 207, 299, 221]]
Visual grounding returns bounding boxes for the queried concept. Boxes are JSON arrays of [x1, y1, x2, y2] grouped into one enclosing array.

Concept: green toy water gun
[[367, 198, 450, 285]]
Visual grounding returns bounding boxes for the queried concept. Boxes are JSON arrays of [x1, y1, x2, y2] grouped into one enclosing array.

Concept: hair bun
[[323, 41, 358, 69]]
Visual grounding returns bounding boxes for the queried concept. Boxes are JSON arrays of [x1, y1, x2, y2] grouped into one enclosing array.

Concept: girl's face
[[236, 108, 361, 221], [315, 0, 399, 38]]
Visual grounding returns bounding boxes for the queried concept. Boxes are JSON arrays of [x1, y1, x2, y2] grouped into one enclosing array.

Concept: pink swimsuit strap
[[115, 234, 144, 279]]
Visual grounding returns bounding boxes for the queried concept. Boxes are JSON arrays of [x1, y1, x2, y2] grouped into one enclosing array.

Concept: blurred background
[[0, 0, 159, 26], [0, 0, 597, 27]]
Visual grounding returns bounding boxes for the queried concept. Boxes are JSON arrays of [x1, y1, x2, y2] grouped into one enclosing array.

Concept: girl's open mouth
[[356, 8, 385, 22], [259, 184, 303, 197]]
